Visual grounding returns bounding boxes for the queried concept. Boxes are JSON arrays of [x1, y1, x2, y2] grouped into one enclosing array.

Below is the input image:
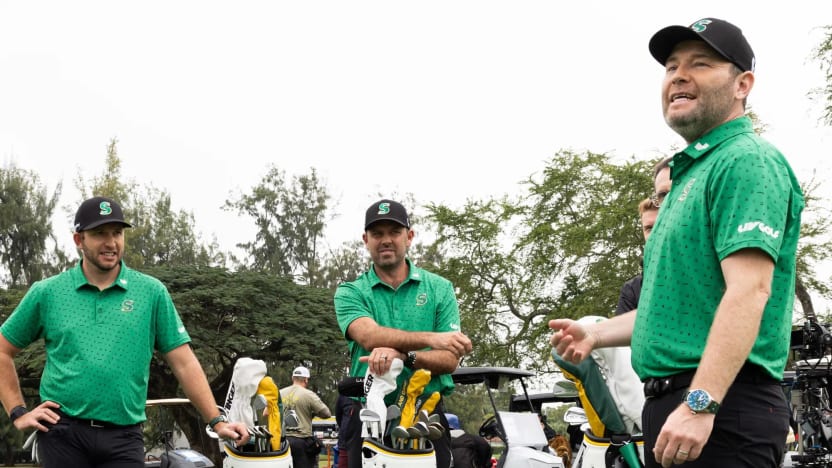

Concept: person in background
[[334, 199, 473, 468], [0, 196, 248, 468], [615, 156, 673, 316], [281, 366, 332, 468], [550, 18, 803, 468]]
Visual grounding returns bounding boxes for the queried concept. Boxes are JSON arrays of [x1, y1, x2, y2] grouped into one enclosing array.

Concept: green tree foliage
[[811, 25, 832, 126], [428, 151, 656, 370], [794, 175, 832, 318], [224, 166, 330, 285], [0, 166, 68, 288], [76, 138, 222, 268]]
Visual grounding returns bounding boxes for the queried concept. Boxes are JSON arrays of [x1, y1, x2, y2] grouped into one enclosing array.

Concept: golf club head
[[417, 409, 429, 424], [413, 421, 430, 437], [387, 405, 402, 421], [359, 408, 381, 421], [428, 413, 441, 425], [427, 424, 442, 440], [391, 425, 409, 449]]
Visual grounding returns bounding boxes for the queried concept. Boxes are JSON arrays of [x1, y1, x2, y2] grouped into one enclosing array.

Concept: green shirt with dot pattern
[[632, 116, 804, 381], [0, 260, 190, 425], [334, 259, 461, 405]]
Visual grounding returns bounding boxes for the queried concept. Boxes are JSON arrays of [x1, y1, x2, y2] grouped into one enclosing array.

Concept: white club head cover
[[364, 357, 404, 437]]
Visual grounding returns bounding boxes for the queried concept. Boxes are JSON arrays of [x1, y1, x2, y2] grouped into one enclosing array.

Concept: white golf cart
[[447, 366, 567, 468]]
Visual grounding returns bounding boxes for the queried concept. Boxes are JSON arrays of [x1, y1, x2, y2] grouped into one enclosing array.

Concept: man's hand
[[13, 401, 61, 432], [360, 346, 402, 375], [216, 421, 250, 446], [428, 332, 472, 357], [652, 404, 714, 467], [548, 319, 598, 364]]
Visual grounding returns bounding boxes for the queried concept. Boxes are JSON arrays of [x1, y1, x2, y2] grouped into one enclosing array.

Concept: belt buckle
[[90, 420, 105, 428]]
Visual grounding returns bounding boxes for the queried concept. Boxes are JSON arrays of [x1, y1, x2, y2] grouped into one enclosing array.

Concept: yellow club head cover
[[397, 368, 431, 428]]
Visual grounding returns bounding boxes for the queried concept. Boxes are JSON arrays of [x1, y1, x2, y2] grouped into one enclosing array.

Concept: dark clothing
[[615, 273, 641, 315], [287, 436, 321, 468], [37, 415, 144, 468], [336, 395, 352, 468], [641, 364, 789, 467], [342, 398, 452, 468], [451, 433, 492, 468]]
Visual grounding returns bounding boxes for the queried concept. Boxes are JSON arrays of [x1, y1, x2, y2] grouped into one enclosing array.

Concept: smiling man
[[550, 18, 804, 468], [334, 199, 472, 468], [0, 196, 249, 468]]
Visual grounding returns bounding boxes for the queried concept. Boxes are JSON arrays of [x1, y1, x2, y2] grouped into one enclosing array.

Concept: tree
[[811, 25, 832, 126], [224, 166, 331, 285], [0, 165, 68, 288], [428, 151, 656, 370], [76, 138, 222, 268]]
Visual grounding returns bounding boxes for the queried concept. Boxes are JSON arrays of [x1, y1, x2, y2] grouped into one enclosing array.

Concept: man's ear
[[736, 71, 754, 101]]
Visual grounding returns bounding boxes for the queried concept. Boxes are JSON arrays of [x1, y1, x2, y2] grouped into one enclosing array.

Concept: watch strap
[[9, 405, 28, 423], [208, 414, 227, 429]]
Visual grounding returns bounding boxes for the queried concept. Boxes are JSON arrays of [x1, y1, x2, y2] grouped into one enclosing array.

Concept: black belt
[[643, 362, 777, 399], [56, 410, 139, 429]]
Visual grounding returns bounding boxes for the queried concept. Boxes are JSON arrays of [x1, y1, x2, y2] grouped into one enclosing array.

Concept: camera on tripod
[[792, 320, 832, 362], [786, 319, 832, 467]]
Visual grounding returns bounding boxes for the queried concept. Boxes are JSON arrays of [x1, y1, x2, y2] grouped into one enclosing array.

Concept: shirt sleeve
[[334, 282, 372, 341], [710, 141, 794, 262], [152, 281, 191, 353], [433, 277, 462, 333], [0, 282, 45, 349]]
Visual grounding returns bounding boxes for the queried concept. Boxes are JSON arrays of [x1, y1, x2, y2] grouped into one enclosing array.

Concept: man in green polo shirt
[[334, 199, 472, 468], [0, 196, 249, 468], [549, 18, 803, 468]]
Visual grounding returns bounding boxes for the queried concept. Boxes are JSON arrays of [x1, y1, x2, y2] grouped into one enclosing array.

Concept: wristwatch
[[9, 405, 28, 424], [404, 351, 417, 369], [208, 414, 228, 429], [683, 389, 720, 414]]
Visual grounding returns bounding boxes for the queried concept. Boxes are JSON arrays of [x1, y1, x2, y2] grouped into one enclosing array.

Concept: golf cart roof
[[452, 366, 535, 389], [510, 392, 577, 412], [146, 398, 192, 407]]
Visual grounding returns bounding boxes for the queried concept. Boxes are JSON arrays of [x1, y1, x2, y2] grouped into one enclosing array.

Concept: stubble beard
[[665, 80, 737, 143]]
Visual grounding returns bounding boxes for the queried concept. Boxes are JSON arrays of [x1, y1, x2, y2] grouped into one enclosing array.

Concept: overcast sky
[[2, 2, 831, 275]]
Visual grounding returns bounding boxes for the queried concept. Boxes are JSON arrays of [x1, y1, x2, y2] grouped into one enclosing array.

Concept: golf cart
[[447, 366, 567, 468], [144, 398, 216, 468]]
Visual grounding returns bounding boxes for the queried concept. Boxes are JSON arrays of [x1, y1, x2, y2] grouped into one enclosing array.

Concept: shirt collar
[[71, 259, 130, 291], [670, 116, 754, 177], [369, 258, 422, 287]]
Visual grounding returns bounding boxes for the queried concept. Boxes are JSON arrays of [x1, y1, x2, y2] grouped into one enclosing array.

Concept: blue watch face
[[687, 389, 711, 411]]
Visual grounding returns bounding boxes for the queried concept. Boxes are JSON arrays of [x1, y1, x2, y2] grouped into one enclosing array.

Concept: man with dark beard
[[550, 18, 803, 468], [0, 196, 248, 468], [334, 199, 472, 468]]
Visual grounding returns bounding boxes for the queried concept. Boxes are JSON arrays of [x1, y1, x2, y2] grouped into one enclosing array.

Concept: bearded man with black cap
[[0, 196, 250, 467], [549, 18, 803, 468], [334, 199, 473, 468]]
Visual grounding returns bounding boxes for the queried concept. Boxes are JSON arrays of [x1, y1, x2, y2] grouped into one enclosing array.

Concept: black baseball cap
[[364, 199, 410, 230], [649, 18, 755, 72], [74, 196, 133, 232]]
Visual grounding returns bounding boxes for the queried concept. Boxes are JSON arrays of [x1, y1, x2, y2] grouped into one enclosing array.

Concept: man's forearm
[[350, 319, 438, 353], [0, 341, 25, 414], [405, 349, 460, 375]]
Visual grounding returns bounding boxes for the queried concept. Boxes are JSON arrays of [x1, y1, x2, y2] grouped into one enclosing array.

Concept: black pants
[[37, 414, 144, 468], [642, 368, 789, 468], [342, 399, 452, 468], [287, 436, 321, 468]]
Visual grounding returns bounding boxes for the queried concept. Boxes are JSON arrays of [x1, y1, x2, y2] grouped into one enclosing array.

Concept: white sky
[[2, 2, 831, 284]]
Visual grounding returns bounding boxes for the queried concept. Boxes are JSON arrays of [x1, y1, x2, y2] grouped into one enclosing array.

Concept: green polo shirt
[[632, 116, 804, 380], [334, 259, 461, 404], [1, 260, 190, 424]]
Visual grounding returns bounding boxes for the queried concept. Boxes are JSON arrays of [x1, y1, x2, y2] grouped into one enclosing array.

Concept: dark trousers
[[642, 369, 789, 468], [37, 414, 144, 468], [342, 399, 452, 468], [287, 436, 320, 468]]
